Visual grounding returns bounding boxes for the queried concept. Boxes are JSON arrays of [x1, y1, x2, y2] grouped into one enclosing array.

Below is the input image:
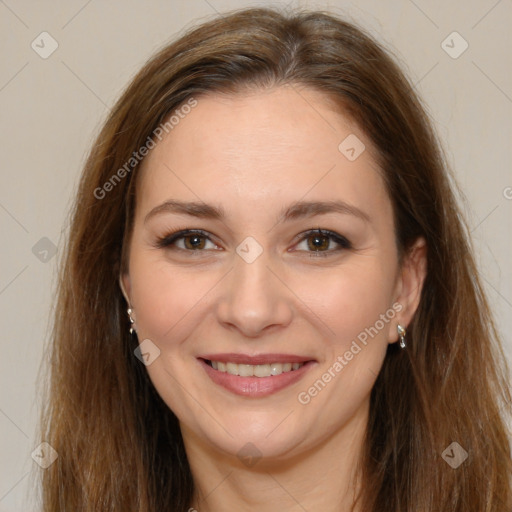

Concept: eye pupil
[[308, 234, 329, 251], [185, 235, 205, 250]]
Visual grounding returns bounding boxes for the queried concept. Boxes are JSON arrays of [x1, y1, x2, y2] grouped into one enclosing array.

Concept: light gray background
[[0, 0, 511, 510]]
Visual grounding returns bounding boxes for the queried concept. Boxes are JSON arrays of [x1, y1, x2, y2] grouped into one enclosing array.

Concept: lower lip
[[198, 358, 316, 398]]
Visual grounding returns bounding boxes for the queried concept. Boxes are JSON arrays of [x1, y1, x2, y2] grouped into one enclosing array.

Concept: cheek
[[125, 255, 227, 428], [130, 260, 214, 342], [137, 282, 208, 340], [294, 267, 395, 422], [302, 260, 397, 347]]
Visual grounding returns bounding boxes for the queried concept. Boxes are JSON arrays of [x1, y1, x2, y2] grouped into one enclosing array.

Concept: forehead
[[135, 86, 390, 224]]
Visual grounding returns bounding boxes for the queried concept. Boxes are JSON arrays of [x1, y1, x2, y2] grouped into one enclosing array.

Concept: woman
[[38, 6, 512, 511]]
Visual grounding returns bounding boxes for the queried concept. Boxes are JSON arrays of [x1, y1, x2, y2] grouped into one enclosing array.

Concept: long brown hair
[[37, 6, 512, 511]]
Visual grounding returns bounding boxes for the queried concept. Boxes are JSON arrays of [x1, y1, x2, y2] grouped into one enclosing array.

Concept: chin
[[201, 426, 308, 466]]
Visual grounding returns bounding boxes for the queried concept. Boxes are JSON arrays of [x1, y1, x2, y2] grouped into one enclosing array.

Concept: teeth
[[270, 363, 282, 376], [239, 364, 254, 377], [209, 360, 305, 377], [226, 362, 238, 375], [254, 364, 271, 377]]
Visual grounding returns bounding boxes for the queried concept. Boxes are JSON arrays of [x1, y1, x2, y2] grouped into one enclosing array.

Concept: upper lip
[[198, 353, 315, 365]]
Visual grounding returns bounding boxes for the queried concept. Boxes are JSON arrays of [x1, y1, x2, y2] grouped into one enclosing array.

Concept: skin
[[120, 85, 427, 512]]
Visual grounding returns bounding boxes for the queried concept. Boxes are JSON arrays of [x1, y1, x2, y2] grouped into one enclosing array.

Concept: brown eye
[[182, 233, 207, 250], [306, 233, 331, 251], [155, 229, 219, 251], [294, 229, 351, 253]]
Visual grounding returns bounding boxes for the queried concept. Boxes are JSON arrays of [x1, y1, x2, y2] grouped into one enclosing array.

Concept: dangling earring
[[127, 307, 136, 335], [397, 324, 407, 349]]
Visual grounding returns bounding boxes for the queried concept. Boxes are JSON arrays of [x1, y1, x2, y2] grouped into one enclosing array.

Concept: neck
[[182, 399, 369, 512]]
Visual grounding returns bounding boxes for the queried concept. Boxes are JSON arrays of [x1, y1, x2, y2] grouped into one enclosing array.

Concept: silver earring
[[397, 324, 407, 349], [127, 307, 136, 335]]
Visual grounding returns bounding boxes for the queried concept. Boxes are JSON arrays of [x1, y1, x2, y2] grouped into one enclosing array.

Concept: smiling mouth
[[198, 357, 316, 397], [203, 359, 306, 377]]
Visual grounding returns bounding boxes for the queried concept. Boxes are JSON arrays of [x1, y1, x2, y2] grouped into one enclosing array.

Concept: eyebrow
[[144, 199, 371, 225]]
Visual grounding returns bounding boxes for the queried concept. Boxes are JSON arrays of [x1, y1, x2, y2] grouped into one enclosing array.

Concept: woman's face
[[121, 85, 425, 462]]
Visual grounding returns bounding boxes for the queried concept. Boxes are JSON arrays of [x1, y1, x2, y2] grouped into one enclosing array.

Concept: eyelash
[[154, 228, 352, 255]]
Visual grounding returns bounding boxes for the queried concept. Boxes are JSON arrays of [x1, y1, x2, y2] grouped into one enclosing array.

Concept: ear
[[119, 273, 132, 305], [387, 237, 427, 344]]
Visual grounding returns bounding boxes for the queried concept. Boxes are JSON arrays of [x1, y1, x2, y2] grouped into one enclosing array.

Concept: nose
[[215, 248, 294, 338]]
